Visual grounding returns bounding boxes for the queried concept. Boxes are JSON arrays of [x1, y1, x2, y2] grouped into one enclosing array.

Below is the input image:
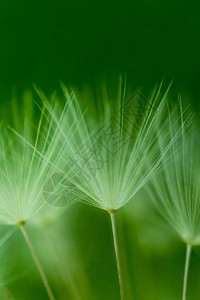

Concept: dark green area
[[0, 0, 200, 106]]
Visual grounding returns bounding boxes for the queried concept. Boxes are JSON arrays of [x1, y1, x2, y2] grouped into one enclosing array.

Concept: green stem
[[109, 211, 124, 300], [182, 244, 192, 300], [19, 224, 55, 300]]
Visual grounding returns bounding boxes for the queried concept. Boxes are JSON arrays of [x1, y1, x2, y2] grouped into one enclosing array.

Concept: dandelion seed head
[[35, 80, 190, 213], [0, 97, 66, 225], [147, 115, 200, 246]]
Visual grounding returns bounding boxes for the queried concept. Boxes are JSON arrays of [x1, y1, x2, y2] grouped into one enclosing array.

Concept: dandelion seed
[[0, 96, 60, 300], [146, 102, 196, 300], [25, 79, 189, 299]]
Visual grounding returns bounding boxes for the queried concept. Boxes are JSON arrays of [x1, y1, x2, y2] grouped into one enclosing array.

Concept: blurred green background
[[1, 1, 200, 300], [0, 0, 200, 106]]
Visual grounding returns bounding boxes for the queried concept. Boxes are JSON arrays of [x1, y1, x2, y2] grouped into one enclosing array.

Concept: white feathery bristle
[[32, 82, 192, 212], [147, 108, 200, 245]]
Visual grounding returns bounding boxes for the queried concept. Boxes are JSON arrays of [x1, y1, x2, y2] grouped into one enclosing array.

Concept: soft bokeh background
[[0, 1, 200, 299], [0, 0, 200, 106]]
